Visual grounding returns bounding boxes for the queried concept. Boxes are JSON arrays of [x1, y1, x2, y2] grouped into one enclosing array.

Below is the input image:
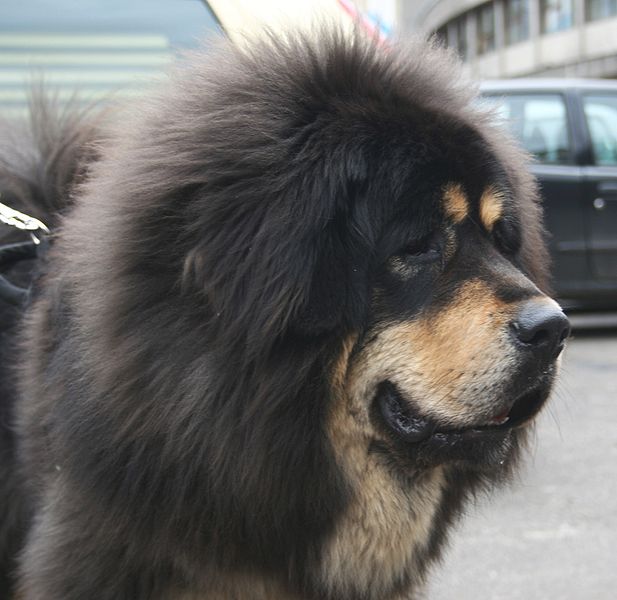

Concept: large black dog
[[0, 30, 569, 599]]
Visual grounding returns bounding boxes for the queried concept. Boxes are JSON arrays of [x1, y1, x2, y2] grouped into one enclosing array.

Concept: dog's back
[[0, 100, 98, 595]]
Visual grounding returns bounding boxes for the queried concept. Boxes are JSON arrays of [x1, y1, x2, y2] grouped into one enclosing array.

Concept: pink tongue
[[491, 410, 510, 425]]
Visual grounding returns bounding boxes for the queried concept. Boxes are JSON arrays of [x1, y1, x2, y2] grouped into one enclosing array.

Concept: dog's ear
[[283, 152, 373, 337], [182, 161, 371, 347], [292, 207, 370, 336]]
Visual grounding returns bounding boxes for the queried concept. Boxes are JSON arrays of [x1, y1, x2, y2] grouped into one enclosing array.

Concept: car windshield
[[0, 0, 221, 119]]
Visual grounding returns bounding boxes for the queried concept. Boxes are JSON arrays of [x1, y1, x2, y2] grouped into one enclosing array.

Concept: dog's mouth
[[375, 380, 551, 446]]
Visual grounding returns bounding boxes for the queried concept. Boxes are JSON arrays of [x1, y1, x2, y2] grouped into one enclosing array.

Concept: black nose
[[511, 300, 570, 359]]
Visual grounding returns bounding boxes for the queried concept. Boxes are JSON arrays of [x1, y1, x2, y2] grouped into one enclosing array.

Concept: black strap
[[0, 240, 38, 269], [0, 240, 47, 307], [0, 274, 29, 306], [0, 202, 50, 307]]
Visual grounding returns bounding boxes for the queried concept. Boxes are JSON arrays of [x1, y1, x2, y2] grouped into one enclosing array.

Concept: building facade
[[401, 1, 617, 78]]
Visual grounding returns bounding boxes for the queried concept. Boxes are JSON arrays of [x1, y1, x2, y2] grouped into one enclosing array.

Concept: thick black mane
[[0, 28, 548, 599]]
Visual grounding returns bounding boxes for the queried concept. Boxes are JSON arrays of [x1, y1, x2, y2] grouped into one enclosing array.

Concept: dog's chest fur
[[174, 462, 444, 600], [319, 380, 446, 599], [320, 451, 444, 598]]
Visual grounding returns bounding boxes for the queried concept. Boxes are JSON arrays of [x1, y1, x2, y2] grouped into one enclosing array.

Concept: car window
[[482, 93, 572, 165], [0, 0, 221, 119], [583, 95, 617, 166]]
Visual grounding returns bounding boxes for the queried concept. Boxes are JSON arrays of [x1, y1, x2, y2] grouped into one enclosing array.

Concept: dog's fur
[[0, 30, 563, 599]]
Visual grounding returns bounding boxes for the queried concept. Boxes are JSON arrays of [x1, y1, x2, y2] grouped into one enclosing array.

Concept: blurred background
[[406, 0, 617, 79], [0, 1, 615, 598]]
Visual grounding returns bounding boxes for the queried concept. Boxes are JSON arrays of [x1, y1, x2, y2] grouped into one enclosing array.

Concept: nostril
[[511, 321, 550, 346], [511, 300, 570, 355], [528, 328, 549, 347]]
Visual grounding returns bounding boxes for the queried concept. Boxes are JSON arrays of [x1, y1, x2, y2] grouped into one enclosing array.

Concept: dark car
[[481, 79, 617, 309]]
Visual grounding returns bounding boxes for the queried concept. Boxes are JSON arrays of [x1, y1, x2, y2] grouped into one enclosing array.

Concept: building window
[[455, 16, 469, 59], [586, 0, 617, 21], [541, 0, 574, 33], [505, 0, 530, 44], [435, 25, 449, 47], [477, 3, 496, 54]]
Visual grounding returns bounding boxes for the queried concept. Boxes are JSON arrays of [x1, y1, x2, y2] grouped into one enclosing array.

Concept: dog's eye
[[493, 219, 520, 256], [397, 234, 442, 264]]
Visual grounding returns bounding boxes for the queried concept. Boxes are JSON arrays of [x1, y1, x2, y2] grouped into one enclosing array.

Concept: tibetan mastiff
[[0, 29, 569, 600]]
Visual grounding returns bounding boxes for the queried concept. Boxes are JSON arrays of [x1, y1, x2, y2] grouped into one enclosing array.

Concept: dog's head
[[82, 29, 569, 597], [175, 33, 567, 476], [341, 179, 568, 473]]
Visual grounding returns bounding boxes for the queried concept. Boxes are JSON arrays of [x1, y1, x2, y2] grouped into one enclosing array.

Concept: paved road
[[426, 318, 617, 600]]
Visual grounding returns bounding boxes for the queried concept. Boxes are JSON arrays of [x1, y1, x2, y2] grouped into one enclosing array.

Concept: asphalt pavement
[[425, 315, 617, 600]]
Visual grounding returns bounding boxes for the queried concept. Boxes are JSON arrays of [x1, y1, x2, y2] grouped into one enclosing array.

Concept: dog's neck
[[175, 576, 300, 600]]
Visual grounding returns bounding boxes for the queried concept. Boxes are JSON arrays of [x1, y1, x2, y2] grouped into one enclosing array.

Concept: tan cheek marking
[[409, 280, 511, 396], [349, 280, 518, 426], [323, 337, 446, 597], [443, 182, 469, 223], [331, 334, 358, 393], [480, 187, 504, 231]]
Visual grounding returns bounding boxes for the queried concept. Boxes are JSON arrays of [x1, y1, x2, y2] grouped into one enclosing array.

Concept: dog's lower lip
[[378, 382, 435, 443], [377, 381, 548, 445], [490, 385, 548, 429], [442, 385, 548, 434]]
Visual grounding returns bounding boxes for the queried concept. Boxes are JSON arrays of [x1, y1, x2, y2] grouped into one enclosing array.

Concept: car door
[[579, 93, 617, 281], [485, 91, 588, 296]]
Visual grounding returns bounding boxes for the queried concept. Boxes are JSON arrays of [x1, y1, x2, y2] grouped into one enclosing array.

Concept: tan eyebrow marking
[[442, 183, 468, 223], [479, 187, 505, 231]]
